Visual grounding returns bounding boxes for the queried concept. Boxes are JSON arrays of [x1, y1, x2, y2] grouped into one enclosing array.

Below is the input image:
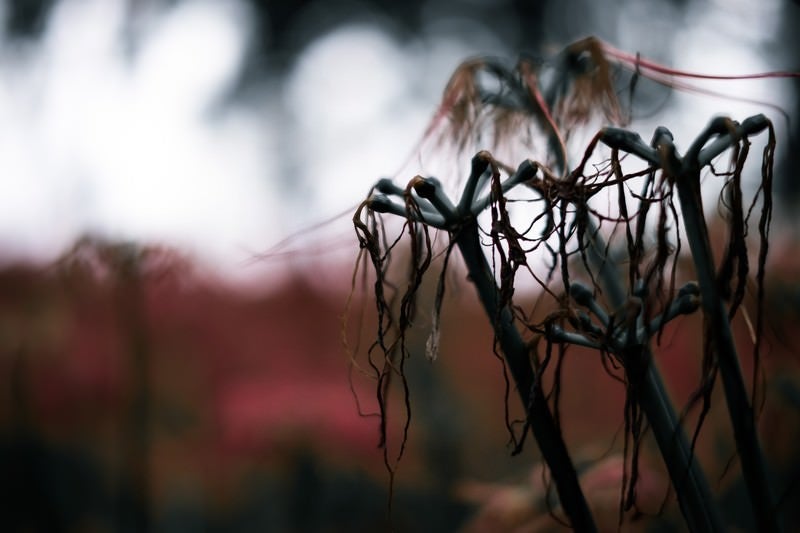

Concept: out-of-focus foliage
[[2, 231, 799, 530], [0, 237, 404, 531]]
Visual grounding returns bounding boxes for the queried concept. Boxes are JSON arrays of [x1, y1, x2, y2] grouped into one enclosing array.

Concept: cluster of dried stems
[[348, 37, 789, 531]]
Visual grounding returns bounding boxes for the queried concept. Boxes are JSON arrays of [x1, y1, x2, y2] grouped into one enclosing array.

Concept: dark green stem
[[454, 219, 597, 532], [586, 221, 724, 533], [674, 165, 779, 532]]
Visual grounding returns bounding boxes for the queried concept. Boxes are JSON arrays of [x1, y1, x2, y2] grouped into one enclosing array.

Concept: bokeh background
[[1, 0, 800, 531]]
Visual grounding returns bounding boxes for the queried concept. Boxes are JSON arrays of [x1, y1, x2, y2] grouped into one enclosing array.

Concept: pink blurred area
[[0, 238, 390, 526], [0, 239, 377, 440], [2, 232, 800, 531]]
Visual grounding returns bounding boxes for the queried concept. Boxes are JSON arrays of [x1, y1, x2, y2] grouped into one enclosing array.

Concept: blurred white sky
[[0, 0, 790, 280]]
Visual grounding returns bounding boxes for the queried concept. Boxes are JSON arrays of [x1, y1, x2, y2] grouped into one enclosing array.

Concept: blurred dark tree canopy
[[6, 0, 797, 204], [254, 0, 797, 204], [3, 0, 55, 39]]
